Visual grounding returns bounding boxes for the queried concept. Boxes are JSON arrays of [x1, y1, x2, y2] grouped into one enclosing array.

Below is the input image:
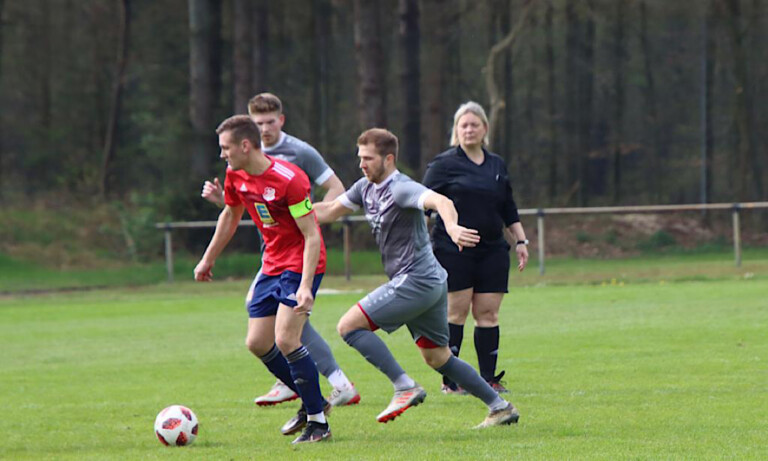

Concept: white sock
[[327, 369, 353, 391], [393, 373, 417, 391], [307, 412, 327, 424], [488, 397, 508, 412]]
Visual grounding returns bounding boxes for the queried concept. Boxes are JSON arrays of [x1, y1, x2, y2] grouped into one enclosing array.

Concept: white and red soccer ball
[[154, 405, 198, 446]]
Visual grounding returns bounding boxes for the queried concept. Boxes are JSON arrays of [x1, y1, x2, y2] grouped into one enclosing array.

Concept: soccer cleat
[[291, 421, 332, 444], [254, 380, 299, 406], [328, 384, 361, 407], [376, 385, 427, 423], [488, 371, 509, 394], [474, 402, 520, 428], [440, 383, 468, 395], [281, 402, 332, 436]]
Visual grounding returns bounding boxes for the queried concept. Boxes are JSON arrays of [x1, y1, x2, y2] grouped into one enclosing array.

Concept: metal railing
[[156, 202, 768, 282]]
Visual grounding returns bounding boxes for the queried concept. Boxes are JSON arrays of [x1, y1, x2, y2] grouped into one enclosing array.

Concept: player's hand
[[294, 286, 315, 315], [194, 259, 214, 281], [446, 224, 480, 252], [515, 244, 529, 272], [201, 178, 225, 208]]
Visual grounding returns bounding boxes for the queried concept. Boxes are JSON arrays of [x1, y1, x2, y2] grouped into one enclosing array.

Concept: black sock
[[474, 326, 500, 382], [443, 323, 464, 387]]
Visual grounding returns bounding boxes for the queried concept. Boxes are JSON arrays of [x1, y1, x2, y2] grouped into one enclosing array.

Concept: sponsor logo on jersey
[[254, 202, 275, 224], [263, 187, 276, 201]]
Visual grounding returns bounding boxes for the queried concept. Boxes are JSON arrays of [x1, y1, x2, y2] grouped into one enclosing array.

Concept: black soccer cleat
[[291, 421, 332, 444], [281, 401, 332, 436]]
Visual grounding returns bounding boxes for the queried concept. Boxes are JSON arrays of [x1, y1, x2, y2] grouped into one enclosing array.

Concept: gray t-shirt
[[262, 132, 334, 186], [339, 171, 448, 282]]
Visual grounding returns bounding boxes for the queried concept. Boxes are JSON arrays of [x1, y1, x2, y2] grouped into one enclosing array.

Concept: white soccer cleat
[[254, 380, 299, 406], [376, 385, 426, 423], [474, 402, 520, 428], [327, 384, 361, 407]]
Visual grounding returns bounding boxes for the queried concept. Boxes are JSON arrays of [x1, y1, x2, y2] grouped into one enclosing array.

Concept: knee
[[420, 347, 452, 369], [245, 335, 270, 357], [473, 311, 499, 327], [275, 335, 300, 355]]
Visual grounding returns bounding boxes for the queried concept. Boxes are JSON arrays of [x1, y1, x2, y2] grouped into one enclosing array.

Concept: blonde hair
[[450, 101, 489, 146]]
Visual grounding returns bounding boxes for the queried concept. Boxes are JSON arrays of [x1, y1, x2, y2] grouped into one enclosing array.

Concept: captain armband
[[289, 197, 314, 218]]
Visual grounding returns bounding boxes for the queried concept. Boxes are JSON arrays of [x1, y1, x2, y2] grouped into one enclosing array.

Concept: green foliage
[[637, 230, 677, 251], [575, 230, 593, 243], [1, 278, 766, 459]]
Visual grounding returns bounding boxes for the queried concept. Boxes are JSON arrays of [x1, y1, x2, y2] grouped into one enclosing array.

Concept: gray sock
[[343, 329, 406, 384], [436, 355, 501, 407], [301, 321, 339, 378]]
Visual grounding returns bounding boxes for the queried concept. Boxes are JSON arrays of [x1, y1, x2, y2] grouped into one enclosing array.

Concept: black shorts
[[434, 247, 510, 293]]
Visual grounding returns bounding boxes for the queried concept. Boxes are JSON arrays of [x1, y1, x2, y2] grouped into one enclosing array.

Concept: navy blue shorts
[[245, 270, 324, 318]]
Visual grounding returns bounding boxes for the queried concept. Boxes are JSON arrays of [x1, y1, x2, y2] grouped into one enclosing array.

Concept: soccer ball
[[154, 405, 199, 446]]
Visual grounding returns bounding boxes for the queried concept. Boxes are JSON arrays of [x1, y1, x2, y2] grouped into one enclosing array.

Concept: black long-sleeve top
[[422, 146, 520, 254]]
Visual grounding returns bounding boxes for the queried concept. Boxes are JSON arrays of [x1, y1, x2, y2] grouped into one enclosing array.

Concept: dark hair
[[215, 115, 261, 146], [357, 128, 398, 160], [248, 92, 283, 115]]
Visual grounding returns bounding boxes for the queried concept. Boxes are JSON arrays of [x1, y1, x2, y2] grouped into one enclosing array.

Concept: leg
[[275, 304, 326, 418], [472, 292, 506, 386], [338, 305, 412, 390], [246, 316, 301, 397], [302, 321, 359, 406], [420, 345, 500, 406], [444, 288, 473, 390]]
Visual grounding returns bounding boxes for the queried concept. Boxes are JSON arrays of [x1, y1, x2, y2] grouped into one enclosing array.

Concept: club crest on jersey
[[263, 187, 276, 201], [254, 202, 275, 224], [239, 183, 248, 192]]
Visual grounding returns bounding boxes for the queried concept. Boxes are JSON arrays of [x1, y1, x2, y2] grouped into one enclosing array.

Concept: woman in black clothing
[[422, 101, 529, 394]]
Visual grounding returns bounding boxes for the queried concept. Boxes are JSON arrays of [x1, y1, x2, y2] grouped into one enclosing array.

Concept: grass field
[[2, 270, 767, 460]]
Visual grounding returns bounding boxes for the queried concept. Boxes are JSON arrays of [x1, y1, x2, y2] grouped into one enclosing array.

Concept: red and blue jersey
[[224, 156, 326, 276]]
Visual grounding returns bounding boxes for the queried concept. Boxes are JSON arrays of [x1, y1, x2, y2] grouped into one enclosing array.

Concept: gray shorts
[[358, 274, 449, 346]]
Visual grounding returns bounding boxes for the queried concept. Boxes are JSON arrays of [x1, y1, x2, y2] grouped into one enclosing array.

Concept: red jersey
[[224, 157, 326, 276]]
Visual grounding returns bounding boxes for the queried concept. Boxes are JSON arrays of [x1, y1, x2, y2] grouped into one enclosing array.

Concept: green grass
[[1, 277, 767, 459], [2, 247, 767, 293]]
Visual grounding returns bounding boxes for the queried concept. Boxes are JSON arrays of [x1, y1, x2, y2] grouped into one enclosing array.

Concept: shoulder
[[484, 149, 508, 167], [429, 147, 460, 165], [283, 133, 321, 156]]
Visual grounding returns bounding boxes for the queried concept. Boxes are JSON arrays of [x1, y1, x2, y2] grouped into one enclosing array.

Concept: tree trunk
[[639, 0, 664, 204], [251, 0, 269, 92], [721, 0, 763, 200], [188, 0, 216, 180], [399, 0, 420, 171], [0, 0, 5, 197], [353, 0, 386, 130], [484, 0, 534, 150], [612, 0, 625, 203], [544, 0, 558, 201], [232, 0, 251, 113], [100, 0, 130, 198], [703, 0, 715, 213], [311, 0, 331, 153]]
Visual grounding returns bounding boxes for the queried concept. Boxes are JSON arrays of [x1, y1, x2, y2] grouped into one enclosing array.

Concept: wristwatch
[[516, 239, 529, 246]]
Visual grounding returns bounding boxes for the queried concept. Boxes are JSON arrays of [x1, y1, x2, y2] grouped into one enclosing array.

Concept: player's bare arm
[[423, 191, 480, 251], [508, 221, 529, 272], [313, 199, 354, 224], [194, 204, 245, 281], [293, 211, 322, 315], [318, 174, 345, 202]]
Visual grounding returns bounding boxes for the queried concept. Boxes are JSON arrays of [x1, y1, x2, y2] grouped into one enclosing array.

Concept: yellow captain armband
[[289, 197, 314, 218]]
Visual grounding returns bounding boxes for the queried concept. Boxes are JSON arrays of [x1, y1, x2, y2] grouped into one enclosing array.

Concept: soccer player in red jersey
[[194, 115, 331, 444]]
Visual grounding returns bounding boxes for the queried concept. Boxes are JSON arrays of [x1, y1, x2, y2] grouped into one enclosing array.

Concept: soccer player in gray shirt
[[201, 94, 358, 424], [314, 128, 520, 428]]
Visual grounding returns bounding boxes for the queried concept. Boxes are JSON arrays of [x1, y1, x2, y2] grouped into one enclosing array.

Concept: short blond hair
[[450, 101, 489, 146]]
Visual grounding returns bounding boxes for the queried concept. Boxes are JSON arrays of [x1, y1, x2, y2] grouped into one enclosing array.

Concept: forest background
[[0, 0, 766, 268]]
